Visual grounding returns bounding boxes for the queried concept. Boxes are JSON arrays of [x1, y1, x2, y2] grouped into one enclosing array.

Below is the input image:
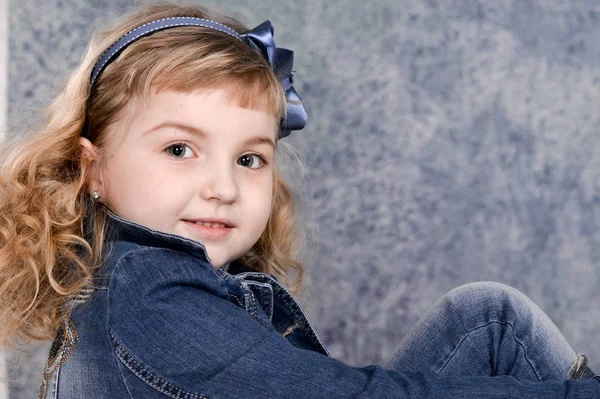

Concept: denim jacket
[[40, 211, 600, 398]]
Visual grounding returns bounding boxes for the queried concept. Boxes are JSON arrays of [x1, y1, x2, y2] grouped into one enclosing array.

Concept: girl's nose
[[199, 165, 238, 204]]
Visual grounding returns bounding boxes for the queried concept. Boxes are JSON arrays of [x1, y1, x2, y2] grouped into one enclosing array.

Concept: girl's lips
[[184, 220, 233, 240]]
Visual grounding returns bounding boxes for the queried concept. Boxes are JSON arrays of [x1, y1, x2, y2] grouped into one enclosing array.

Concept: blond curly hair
[[0, 3, 311, 349]]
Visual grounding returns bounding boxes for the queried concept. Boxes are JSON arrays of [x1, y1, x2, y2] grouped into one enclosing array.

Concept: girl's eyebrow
[[142, 121, 275, 150]]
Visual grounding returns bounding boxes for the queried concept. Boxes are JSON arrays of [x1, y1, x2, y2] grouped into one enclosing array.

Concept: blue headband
[[86, 17, 307, 139]]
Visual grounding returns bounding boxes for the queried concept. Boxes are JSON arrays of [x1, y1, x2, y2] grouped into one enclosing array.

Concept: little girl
[[0, 3, 599, 398]]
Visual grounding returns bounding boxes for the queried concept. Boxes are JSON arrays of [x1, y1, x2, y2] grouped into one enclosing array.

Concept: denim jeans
[[384, 282, 596, 381]]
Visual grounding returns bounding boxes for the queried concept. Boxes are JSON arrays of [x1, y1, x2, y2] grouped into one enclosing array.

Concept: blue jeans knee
[[386, 282, 595, 381]]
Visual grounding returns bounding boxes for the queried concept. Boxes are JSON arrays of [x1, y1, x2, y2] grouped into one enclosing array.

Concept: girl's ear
[[78, 137, 103, 195]]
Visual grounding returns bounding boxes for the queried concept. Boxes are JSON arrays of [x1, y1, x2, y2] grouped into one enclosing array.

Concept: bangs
[[154, 71, 286, 123]]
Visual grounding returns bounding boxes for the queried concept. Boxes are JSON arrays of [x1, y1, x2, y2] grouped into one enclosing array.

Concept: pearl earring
[[92, 191, 100, 200]]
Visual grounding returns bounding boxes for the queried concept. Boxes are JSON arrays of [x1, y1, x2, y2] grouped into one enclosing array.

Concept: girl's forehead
[[106, 88, 279, 147]]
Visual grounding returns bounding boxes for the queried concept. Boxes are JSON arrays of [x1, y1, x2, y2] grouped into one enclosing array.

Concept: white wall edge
[[0, 0, 9, 395]]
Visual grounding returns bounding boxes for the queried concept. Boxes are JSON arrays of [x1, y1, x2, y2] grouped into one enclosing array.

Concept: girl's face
[[82, 88, 278, 268]]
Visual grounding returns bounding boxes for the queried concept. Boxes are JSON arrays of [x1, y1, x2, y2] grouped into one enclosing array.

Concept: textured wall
[[7, 0, 600, 396]]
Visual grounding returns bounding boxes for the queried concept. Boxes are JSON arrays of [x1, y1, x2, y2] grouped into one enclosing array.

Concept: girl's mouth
[[183, 220, 233, 240]]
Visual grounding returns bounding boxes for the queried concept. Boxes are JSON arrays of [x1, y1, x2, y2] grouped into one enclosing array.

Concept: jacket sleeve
[[107, 247, 600, 399]]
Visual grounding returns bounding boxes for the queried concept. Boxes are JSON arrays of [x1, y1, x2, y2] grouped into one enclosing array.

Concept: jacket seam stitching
[[111, 333, 209, 399], [249, 282, 273, 320], [228, 294, 244, 308], [248, 289, 259, 320]]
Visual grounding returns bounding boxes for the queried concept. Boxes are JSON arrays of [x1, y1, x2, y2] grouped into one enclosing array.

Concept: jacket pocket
[[110, 333, 210, 399]]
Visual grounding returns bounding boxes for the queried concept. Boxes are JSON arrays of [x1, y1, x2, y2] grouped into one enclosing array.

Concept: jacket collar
[[101, 209, 252, 274], [104, 209, 212, 264]]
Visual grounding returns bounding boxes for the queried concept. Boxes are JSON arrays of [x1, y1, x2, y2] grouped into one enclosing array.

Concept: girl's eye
[[237, 154, 267, 169], [166, 143, 194, 159]]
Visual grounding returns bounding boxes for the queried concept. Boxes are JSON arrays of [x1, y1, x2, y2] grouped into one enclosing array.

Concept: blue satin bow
[[87, 17, 307, 139], [241, 21, 307, 138]]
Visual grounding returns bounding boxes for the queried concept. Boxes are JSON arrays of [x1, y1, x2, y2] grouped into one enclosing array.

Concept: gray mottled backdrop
[[6, 0, 600, 396]]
